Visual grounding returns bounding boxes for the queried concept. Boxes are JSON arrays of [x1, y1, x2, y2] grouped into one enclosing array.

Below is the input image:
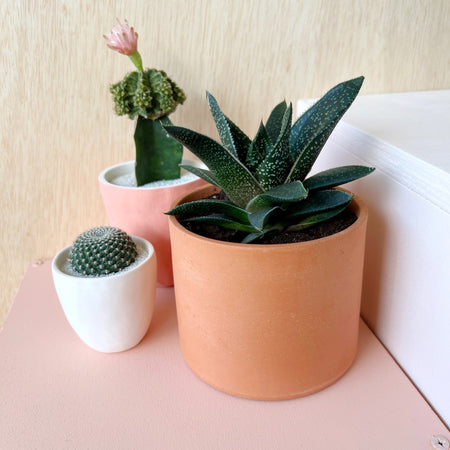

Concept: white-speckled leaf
[[225, 115, 252, 162], [167, 199, 249, 224], [246, 122, 272, 174], [287, 76, 364, 182], [303, 165, 375, 191], [246, 181, 307, 212], [179, 164, 220, 187], [207, 92, 237, 157], [256, 104, 293, 190], [265, 100, 287, 145], [284, 190, 353, 220], [164, 125, 264, 208]]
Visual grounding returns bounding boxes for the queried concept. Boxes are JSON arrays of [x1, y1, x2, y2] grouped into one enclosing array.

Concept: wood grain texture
[[1, 0, 449, 326]]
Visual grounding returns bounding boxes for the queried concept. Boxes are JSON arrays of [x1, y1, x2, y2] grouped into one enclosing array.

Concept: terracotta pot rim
[[168, 184, 368, 249], [98, 159, 204, 192], [52, 236, 155, 282]]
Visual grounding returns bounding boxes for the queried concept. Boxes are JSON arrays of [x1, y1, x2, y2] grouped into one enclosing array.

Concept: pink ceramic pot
[[99, 160, 206, 286]]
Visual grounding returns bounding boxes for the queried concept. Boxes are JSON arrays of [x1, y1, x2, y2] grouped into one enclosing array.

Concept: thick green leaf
[[286, 205, 349, 232], [183, 216, 257, 233], [248, 206, 281, 231], [256, 104, 293, 190], [134, 116, 182, 186], [284, 189, 353, 220], [246, 122, 272, 173], [179, 164, 220, 187], [164, 125, 264, 208], [304, 165, 375, 191], [207, 92, 237, 157], [224, 115, 252, 162], [289, 119, 336, 180], [246, 181, 307, 212], [265, 100, 288, 145], [287, 76, 364, 182], [166, 199, 249, 224]]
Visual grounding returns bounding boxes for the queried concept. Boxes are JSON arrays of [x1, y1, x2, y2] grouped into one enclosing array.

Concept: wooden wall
[[1, 0, 449, 326]]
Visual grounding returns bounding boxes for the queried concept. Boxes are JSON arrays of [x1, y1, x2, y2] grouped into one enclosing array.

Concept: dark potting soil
[[181, 193, 357, 244]]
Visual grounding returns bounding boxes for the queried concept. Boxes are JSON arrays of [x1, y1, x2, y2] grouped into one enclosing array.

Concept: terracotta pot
[[98, 159, 206, 286], [168, 185, 369, 400], [52, 236, 157, 353]]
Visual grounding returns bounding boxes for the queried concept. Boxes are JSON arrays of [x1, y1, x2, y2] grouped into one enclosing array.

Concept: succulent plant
[[105, 20, 186, 186], [165, 76, 375, 243], [69, 227, 138, 276]]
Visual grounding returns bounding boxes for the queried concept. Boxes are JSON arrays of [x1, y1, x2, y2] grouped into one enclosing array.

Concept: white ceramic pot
[[98, 159, 207, 286], [52, 236, 157, 353]]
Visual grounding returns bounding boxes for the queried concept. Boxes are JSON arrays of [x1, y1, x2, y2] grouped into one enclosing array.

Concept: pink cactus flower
[[104, 19, 138, 56], [104, 19, 143, 71]]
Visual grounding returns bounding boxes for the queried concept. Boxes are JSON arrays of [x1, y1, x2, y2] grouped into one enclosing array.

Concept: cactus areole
[[165, 77, 375, 244], [69, 226, 138, 277]]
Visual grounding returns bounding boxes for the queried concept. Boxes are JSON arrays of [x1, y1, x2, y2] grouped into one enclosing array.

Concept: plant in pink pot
[[99, 20, 205, 286]]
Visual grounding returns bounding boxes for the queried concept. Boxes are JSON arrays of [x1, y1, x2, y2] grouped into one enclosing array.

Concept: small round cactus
[[69, 227, 138, 277], [110, 69, 186, 120]]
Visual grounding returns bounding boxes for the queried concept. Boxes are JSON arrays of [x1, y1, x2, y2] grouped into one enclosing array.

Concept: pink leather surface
[[1, 261, 448, 449]]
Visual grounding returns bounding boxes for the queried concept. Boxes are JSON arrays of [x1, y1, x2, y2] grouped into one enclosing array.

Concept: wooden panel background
[[1, 0, 449, 326]]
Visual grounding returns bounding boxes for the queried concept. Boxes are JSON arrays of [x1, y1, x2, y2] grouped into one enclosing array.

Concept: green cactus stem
[[110, 69, 186, 185], [129, 52, 143, 72], [134, 116, 183, 185], [69, 227, 138, 277]]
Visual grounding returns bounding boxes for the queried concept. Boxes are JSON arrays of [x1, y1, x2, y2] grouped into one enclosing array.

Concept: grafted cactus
[[69, 227, 138, 276], [165, 77, 375, 243], [105, 20, 186, 186]]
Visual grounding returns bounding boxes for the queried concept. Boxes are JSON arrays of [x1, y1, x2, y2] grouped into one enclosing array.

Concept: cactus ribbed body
[[69, 227, 138, 277], [110, 69, 186, 120]]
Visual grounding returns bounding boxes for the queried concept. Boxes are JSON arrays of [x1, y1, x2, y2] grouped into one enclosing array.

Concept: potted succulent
[[52, 226, 157, 353], [99, 20, 205, 286], [165, 76, 375, 400]]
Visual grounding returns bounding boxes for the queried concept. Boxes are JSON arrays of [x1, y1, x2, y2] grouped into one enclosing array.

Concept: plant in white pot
[[164, 77, 375, 400], [99, 20, 205, 286], [52, 226, 157, 353]]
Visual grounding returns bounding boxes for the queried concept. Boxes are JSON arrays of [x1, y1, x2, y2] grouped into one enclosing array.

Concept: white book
[[297, 90, 450, 426]]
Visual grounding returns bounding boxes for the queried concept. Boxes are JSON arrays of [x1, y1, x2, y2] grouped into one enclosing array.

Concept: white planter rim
[[98, 159, 205, 191]]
